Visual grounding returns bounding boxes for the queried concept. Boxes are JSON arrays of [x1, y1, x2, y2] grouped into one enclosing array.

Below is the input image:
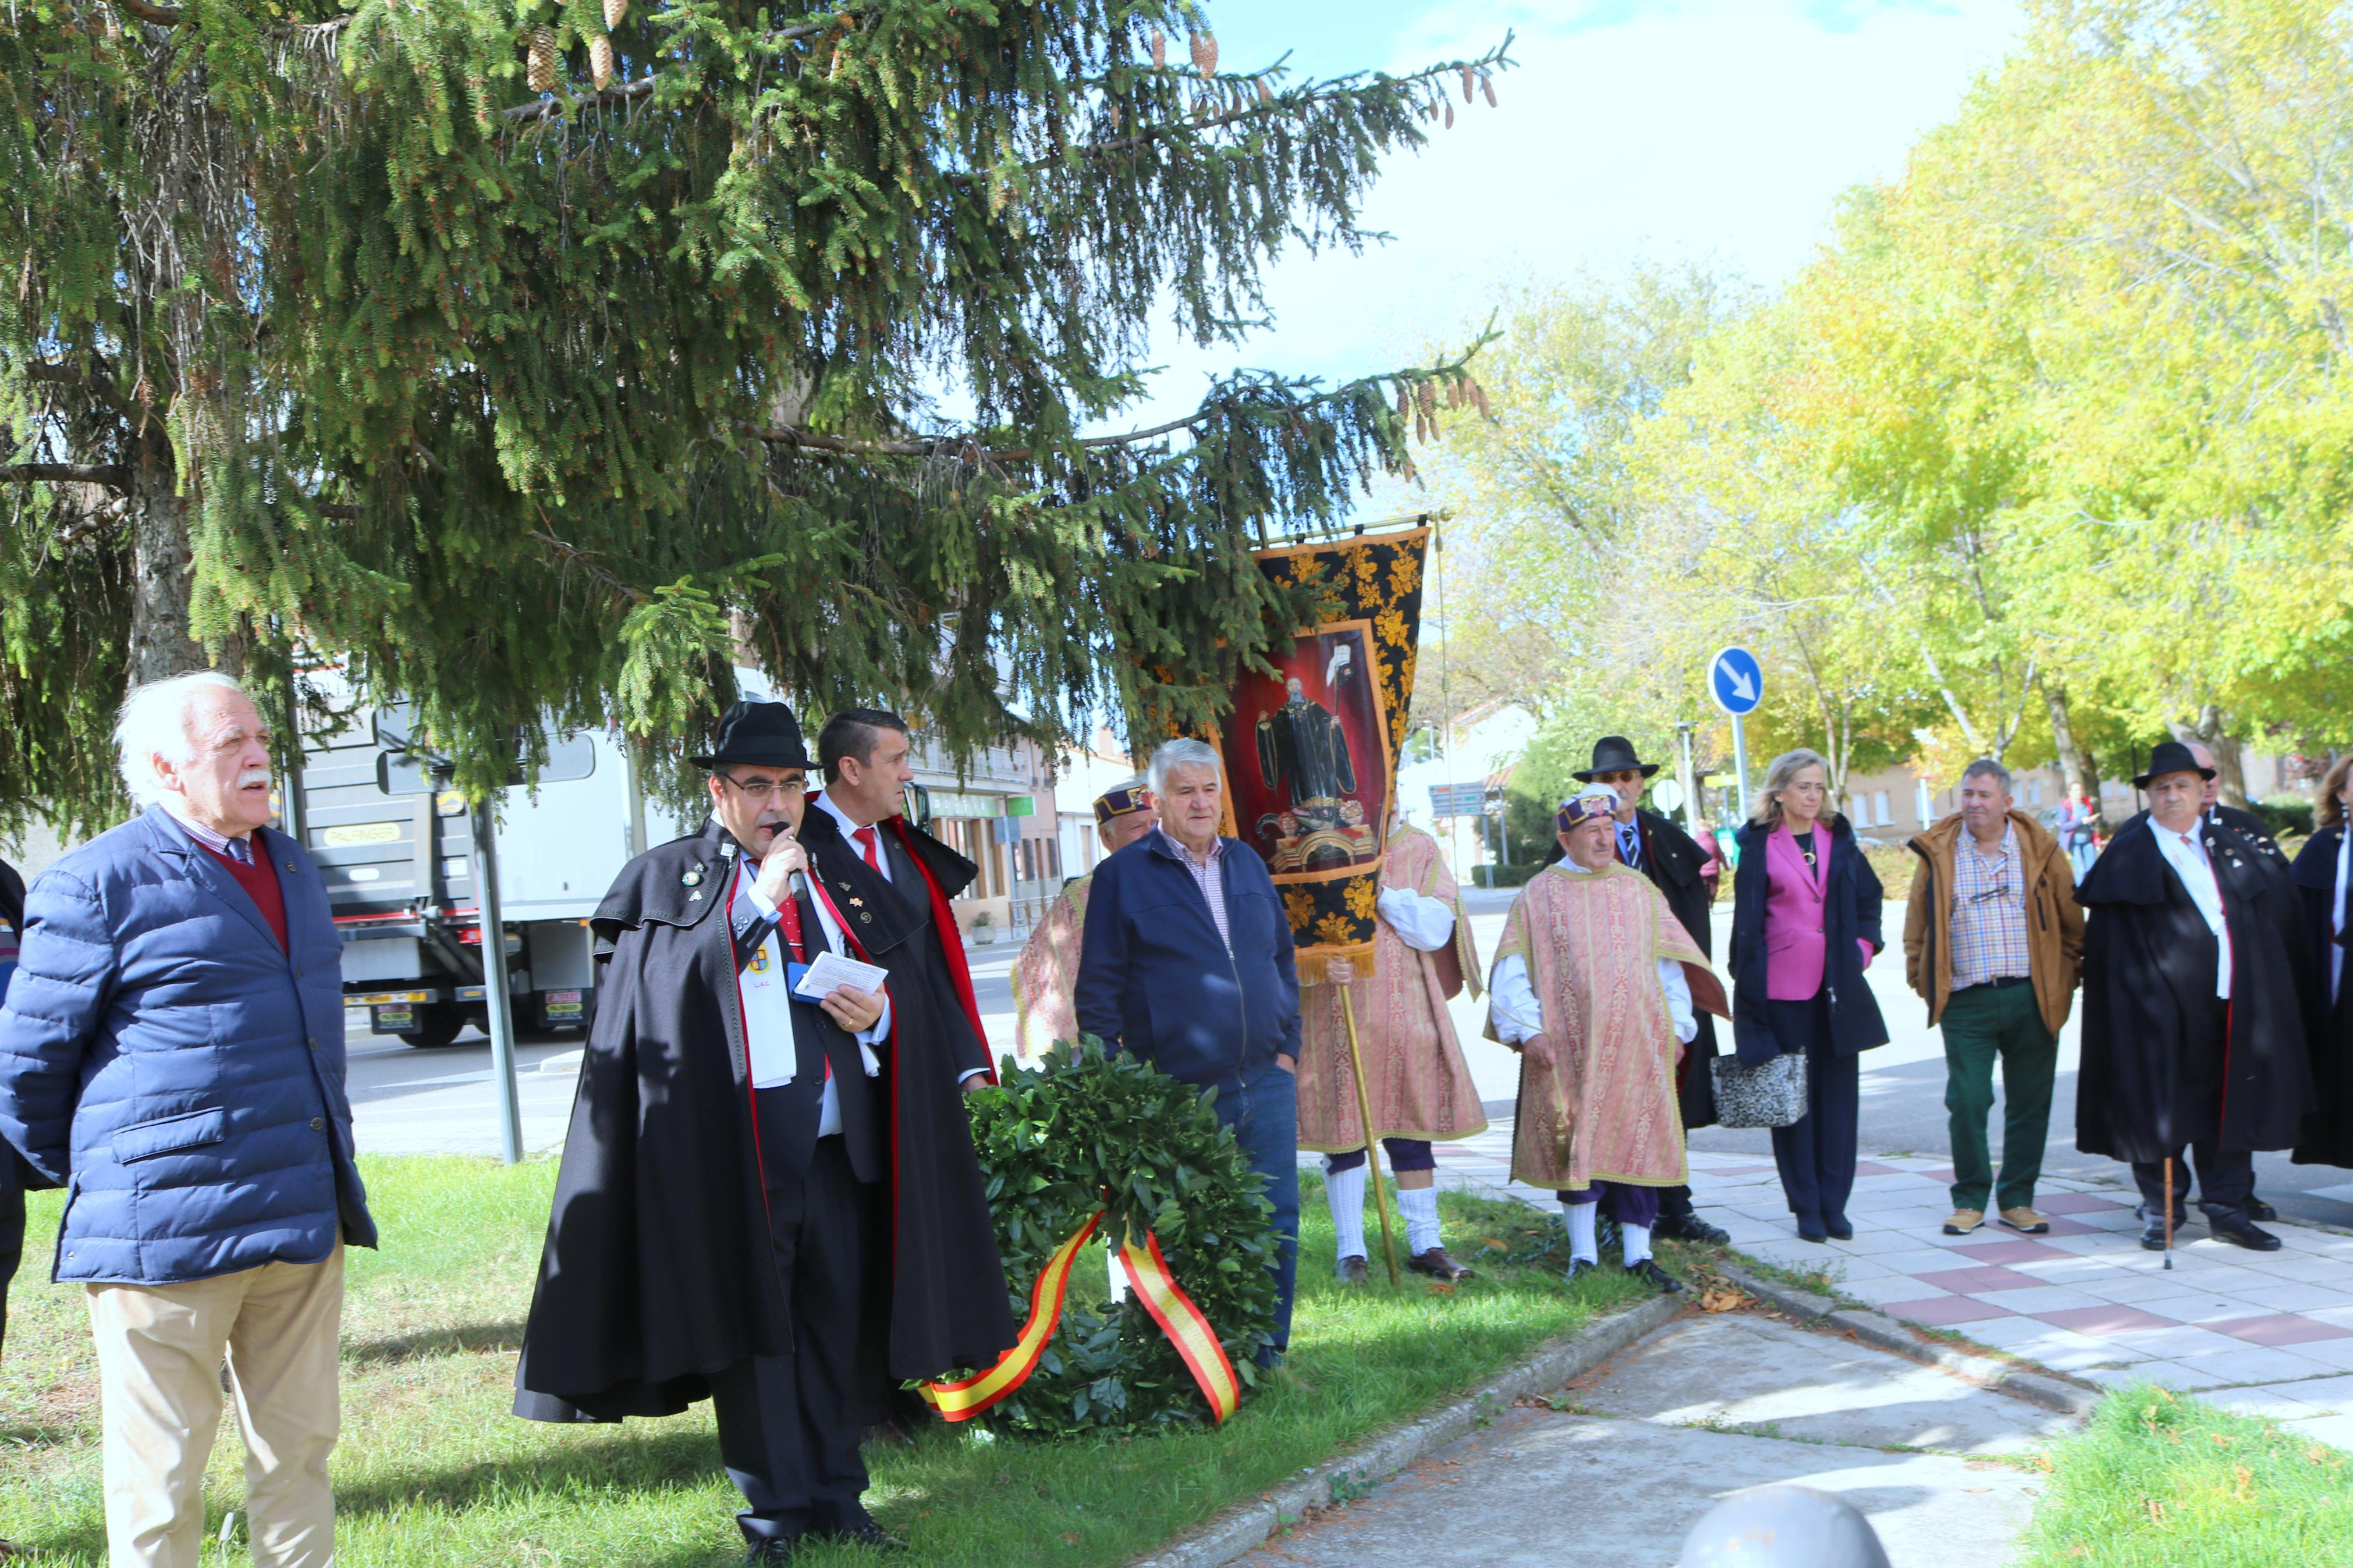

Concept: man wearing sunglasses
[[1903, 758, 2084, 1238]]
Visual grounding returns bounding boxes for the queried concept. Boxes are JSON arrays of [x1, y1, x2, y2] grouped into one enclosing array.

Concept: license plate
[[374, 1006, 414, 1031], [544, 989, 584, 1019]]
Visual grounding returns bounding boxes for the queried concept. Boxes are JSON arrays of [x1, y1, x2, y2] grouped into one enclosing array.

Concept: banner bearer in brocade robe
[[1574, 734, 1732, 1245], [513, 700, 1013, 1561], [1298, 816, 1488, 1283], [1487, 788, 1729, 1294], [1011, 782, 1156, 1061]]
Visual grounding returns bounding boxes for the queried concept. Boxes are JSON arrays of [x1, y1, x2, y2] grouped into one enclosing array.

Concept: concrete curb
[[1718, 1261, 2100, 1420], [1126, 1291, 1685, 1568]]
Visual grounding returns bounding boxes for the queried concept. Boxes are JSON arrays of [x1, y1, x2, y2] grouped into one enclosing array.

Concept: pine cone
[[601, 0, 626, 29], [1191, 31, 1218, 76], [1395, 383, 1412, 421], [1481, 72, 1497, 108], [589, 33, 613, 88], [1461, 65, 1474, 102], [1255, 76, 1273, 104], [527, 26, 558, 93], [1416, 381, 1437, 418], [1149, 30, 1166, 70], [1444, 101, 1454, 129]]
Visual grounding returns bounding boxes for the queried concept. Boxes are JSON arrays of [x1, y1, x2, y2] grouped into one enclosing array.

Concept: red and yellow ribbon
[[1115, 1228, 1242, 1422], [919, 1210, 1241, 1424]]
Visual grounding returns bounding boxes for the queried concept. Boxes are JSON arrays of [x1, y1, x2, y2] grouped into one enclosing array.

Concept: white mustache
[[237, 769, 273, 789]]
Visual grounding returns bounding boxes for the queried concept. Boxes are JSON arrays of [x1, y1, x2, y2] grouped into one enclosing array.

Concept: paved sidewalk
[[1231, 1309, 2064, 1567], [1390, 1121, 2353, 1451]]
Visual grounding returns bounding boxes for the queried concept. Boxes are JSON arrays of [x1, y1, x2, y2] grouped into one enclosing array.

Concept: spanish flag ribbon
[[918, 1209, 1103, 1422], [918, 1208, 1241, 1425], [1115, 1227, 1242, 1423]]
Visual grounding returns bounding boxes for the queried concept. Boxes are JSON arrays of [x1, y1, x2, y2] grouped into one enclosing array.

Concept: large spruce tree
[[2, 0, 1504, 825]]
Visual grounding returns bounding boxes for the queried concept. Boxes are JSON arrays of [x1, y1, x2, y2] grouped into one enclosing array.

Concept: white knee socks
[[1397, 1185, 1442, 1254], [1325, 1161, 1369, 1263], [1622, 1223, 1653, 1266], [1563, 1201, 1599, 1264]]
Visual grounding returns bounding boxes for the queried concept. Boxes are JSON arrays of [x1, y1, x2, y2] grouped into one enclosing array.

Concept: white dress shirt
[[1488, 863, 1696, 1045], [734, 861, 892, 1136], [2152, 822, 2232, 1000], [815, 788, 893, 881]]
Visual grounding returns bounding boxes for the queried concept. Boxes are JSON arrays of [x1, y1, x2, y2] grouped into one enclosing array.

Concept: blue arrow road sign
[[1710, 646, 1764, 716]]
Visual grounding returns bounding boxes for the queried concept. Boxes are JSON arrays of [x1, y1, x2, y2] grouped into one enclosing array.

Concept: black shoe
[[2249, 1196, 2279, 1223], [1825, 1215, 1853, 1241], [1796, 1218, 1829, 1244], [2138, 1204, 2190, 1251], [1565, 1257, 1603, 1283], [811, 1508, 907, 1554], [1337, 1254, 1370, 1285], [743, 1542, 801, 1566], [1624, 1257, 1685, 1293], [1655, 1213, 1731, 1245], [2207, 1211, 2284, 1252]]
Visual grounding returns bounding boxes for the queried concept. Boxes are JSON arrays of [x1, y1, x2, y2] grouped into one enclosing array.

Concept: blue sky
[[1116, 0, 2026, 429]]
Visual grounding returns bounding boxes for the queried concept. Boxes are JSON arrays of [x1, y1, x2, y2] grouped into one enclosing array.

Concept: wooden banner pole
[[1339, 985, 1402, 1286]]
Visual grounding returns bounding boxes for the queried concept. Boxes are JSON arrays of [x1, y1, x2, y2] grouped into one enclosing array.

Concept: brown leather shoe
[[1942, 1208, 1984, 1236], [1407, 1246, 1475, 1281], [1337, 1254, 1371, 1285], [1999, 1206, 2050, 1235]]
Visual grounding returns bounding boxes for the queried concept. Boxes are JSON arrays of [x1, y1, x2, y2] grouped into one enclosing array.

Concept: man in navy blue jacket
[[0, 671, 372, 1568], [1075, 737, 1303, 1360]]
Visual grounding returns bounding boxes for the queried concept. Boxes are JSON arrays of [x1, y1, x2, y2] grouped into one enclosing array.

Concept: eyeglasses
[[1966, 883, 2013, 905], [719, 772, 804, 802], [1783, 781, 1829, 797]]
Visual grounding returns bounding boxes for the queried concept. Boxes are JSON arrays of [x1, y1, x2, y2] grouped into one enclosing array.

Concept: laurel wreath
[[961, 1037, 1282, 1435]]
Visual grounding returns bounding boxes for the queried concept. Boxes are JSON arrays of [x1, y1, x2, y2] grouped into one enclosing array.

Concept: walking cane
[[2163, 1157, 2175, 1271], [1338, 984, 1403, 1286]]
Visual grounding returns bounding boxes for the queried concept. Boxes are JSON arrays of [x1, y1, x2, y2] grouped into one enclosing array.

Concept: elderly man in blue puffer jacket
[[0, 670, 372, 1568]]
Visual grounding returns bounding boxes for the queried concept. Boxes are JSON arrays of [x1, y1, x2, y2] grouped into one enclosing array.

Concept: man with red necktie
[[514, 699, 1011, 1563]]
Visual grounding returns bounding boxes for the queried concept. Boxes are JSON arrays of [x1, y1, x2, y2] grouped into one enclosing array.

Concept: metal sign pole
[[1731, 713, 1751, 823], [469, 799, 525, 1165]]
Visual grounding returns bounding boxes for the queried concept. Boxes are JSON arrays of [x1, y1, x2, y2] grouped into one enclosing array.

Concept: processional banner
[[1212, 525, 1430, 982]]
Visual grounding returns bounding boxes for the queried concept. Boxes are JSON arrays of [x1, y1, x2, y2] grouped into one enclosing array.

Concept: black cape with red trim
[[2291, 824, 2353, 1167], [2074, 811, 2313, 1164], [512, 816, 1013, 1423]]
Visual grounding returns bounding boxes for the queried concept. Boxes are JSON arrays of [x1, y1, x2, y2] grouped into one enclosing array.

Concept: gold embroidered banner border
[[1212, 526, 1430, 981]]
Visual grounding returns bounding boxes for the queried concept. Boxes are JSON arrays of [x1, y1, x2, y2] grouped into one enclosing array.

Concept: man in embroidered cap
[[2075, 740, 2314, 1253], [1012, 779, 1156, 1059], [513, 699, 1013, 1560], [1486, 786, 1729, 1293], [1297, 808, 1488, 1282]]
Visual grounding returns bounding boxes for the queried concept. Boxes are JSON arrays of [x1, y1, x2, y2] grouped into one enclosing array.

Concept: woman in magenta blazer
[[1728, 750, 1890, 1242]]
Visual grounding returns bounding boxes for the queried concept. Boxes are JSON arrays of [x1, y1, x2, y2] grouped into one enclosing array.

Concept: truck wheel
[[399, 1005, 466, 1050]]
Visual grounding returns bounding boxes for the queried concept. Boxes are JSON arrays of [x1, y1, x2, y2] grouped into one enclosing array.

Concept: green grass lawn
[[1, 1160, 1660, 1566], [2017, 1384, 2353, 1566]]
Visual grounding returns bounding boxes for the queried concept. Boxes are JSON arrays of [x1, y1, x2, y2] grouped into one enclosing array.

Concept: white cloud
[[1119, 0, 2024, 429]]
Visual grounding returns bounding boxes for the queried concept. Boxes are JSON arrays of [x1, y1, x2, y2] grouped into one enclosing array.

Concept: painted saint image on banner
[[1222, 623, 1391, 875]]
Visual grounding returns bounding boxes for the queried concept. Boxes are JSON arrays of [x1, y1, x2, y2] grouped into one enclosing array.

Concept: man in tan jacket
[[1904, 760, 2084, 1237]]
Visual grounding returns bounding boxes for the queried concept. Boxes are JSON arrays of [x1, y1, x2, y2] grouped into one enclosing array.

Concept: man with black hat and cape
[[2075, 739, 2314, 1253], [513, 700, 1014, 1561], [1546, 735, 1730, 1245]]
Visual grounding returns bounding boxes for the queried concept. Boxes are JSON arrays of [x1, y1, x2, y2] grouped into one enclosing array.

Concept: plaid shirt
[[162, 804, 256, 865], [1949, 823, 2032, 989], [1158, 827, 1231, 954]]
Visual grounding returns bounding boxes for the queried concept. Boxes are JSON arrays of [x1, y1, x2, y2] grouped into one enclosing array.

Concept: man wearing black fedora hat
[[2074, 739, 2315, 1253], [513, 699, 1014, 1560], [1555, 735, 1730, 1245]]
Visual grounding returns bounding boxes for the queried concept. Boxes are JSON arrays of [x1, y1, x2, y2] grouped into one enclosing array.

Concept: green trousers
[[1941, 980, 2059, 1214]]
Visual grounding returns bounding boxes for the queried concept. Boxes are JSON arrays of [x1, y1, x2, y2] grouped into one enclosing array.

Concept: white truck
[[296, 706, 691, 1047]]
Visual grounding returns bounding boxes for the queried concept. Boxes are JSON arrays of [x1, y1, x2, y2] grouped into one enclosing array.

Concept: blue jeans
[[1211, 1066, 1300, 1359]]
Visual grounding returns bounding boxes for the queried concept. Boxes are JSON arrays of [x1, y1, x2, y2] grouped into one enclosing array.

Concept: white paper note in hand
[[794, 950, 890, 1002]]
